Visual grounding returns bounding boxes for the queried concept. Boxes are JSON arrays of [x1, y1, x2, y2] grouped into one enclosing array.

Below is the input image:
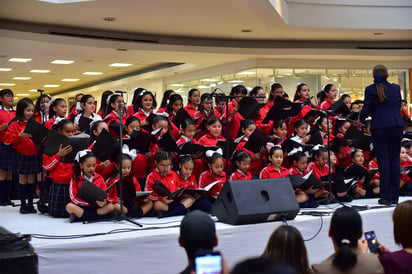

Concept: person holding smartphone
[[378, 200, 412, 274]]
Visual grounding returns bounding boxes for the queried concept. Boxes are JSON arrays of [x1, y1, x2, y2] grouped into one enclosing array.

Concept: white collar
[[140, 109, 151, 117], [82, 171, 95, 182]]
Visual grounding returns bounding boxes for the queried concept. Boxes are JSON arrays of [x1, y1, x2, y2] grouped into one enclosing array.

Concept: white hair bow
[[74, 149, 92, 162], [266, 142, 276, 152], [312, 144, 323, 151], [288, 146, 303, 156], [106, 94, 113, 105], [122, 144, 137, 161], [314, 116, 321, 125], [365, 116, 372, 121], [205, 148, 223, 158], [157, 112, 169, 118], [53, 116, 65, 125]]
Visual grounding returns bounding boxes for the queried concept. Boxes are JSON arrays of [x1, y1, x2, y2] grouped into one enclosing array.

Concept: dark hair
[[73, 151, 96, 181], [106, 94, 122, 115], [206, 116, 222, 127], [230, 85, 247, 96], [292, 151, 307, 164], [152, 115, 169, 128], [340, 93, 351, 102], [159, 89, 175, 109], [315, 115, 327, 129], [354, 99, 364, 105], [166, 94, 183, 114], [232, 257, 297, 274], [98, 90, 114, 118], [207, 151, 223, 165], [262, 225, 310, 274], [232, 150, 251, 172], [52, 118, 73, 131], [313, 146, 327, 158], [137, 90, 157, 109], [14, 98, 34, 122], [269, 83, 283, 101], [393, 200, 412, 248], [241, 119, 256, 130], [402, 140, 412, 150], [187, 88, 200, 104], [131, 87, 146, 113], [33, 94, 51, 116], [48, 98, 66, 119], [0, 88, 13, 98], [373, 64, 388, 103], [273, 119, 286, 130], [268, 146, 283, 157], [199, 93, 213, 113], [181, 118, 195, 130], [350, 149, 363, 159], [114, 154, 133, 172], [334, 119, 350, 135], [89, 120, 107, 144], [79, 94, 94, 113], [249, 86, 264, 97], [293, 83, 309, 101], [125, 116, 140, 128], [155, 150, 171, 163], [178, 154, 194, 166], [330, 206, 362, 271], [293, 119, 308, 133], [317, 90, 326, 104], [323, 84, 335, 94]]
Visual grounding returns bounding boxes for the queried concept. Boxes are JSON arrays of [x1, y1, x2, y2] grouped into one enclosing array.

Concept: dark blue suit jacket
[[360, 81, 403, 130]]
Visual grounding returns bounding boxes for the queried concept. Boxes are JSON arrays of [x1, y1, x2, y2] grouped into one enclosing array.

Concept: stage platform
[[1, 197, 410, 274]]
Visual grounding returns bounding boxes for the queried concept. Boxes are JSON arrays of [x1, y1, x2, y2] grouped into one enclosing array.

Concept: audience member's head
[[262, 225, 311, 274], [232, 257, 296, 274], [329, 206, 362, 271], [393, 200, 412, 249], [179, 210, 217, 260]]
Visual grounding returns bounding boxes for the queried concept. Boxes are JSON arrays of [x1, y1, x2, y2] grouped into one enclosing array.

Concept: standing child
[[133, 90, 157, 127], [290, 119, 311, 145], [66, 150, 115, 222], [198, 116, 225, 146], [74, 94, 102, 132], [0, 89, 15, 206], [4, 98, 42, 214], [88, 121, 114, 180], [198, 150, 227, 200], [106, 154, 153, 218], [184, 88, 201, 118], [165, 93, 183, 139], [44, 98, 67, 129], [104, 94, 126, 139], [42, 119, 74, 217], [230, 150, 252, 181], [145, 151, 195, 218]]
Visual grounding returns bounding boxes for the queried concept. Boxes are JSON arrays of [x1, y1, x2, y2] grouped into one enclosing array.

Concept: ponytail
[[373, 64, 388, 103], [332, 239, 357, 271]]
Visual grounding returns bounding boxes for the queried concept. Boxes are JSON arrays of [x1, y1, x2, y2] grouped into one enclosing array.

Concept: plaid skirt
[[13, 151, 42, 175], [0, 143, 14, 170], [48, 181, 70, 218]]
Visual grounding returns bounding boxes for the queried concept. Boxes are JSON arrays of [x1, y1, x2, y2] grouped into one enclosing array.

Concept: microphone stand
[[306, 99, 365, 205], [116, 101, 142, 227], [36, 89, 48, 212]]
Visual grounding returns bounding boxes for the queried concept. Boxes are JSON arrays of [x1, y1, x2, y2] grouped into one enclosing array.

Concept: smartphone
[[194, 251, 222, 274], [364, 230, 380, 254]]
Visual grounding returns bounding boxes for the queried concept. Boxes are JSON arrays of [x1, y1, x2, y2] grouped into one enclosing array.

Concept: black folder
[[344, 125, 371, 151], [76, 179, 106, 206], [216, 140, 236, 159], [178, 142, 207, 155], [262, 96, 303, 123], [157, 133, 179, 152], [288, 170, 323, 189], [78, 116, 93, 133], [127, 130, 154, 154], [327, 100, 351, 116], [44, 129, 90, 163], [24, 119, 48, 148], [172, 108, 192, 129], [244, 130, 270, 153], [151, 180, 185, 200], [237, 97, 260, 119], [92, 129, 118, 162]]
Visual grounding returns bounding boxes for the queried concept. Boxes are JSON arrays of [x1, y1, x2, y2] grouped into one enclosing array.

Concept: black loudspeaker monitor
[[212, 178, 300, 225]]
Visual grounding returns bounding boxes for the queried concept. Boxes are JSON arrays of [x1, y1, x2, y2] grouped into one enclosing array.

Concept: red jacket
[[134, 109, 153, 123], [177, 173, 198, 189], [288, 165, 306, 177], [227, 100, 244, 140], [230, 169, 252, 181], [145, 169, 179, 202], [105, 175, 141, 203], [198, 133, 225, 146], [43, 154, 74, 184], [44, 116, 56, 129], [4, 120, 38, 155], [184, 102, 198, 118], [104, 111, 127, 139], [198, 169, 226, 196], [320, 98, 333, 110], [0, 106, 15, 142], [69, 173, 107, 207], [126, 105, 135, 117], [259, 164, 289, 179], [306, 161, 329, 180], [255, 100, 274, 135]]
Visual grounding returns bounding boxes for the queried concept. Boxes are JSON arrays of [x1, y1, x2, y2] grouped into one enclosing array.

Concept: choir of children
[[1, 82, 412, 222]]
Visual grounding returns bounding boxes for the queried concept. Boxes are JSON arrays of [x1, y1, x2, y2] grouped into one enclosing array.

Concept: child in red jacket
[[230, 150, 252, 181], [66, 150, 115, 222], [198, 149, 226, 200]]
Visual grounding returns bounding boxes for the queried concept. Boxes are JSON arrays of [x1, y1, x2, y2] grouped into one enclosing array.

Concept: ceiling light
[[109, 63, 132, 67], [238, 71, 256, 75], [16, 94, 30, 96], [51, 60, 75, 64], [196, 85, 209, 89], [44, 84, 60, 88], [9, 58, 32, 63], [37, 0, 95, 3], [83, 72, 103, 75], [30, 69, 50, 73], [0, 68, 12, 72], [0, 83, 16, 86], [201, 79, 218, 82], [13, 77, 31, 80], [170, 84, 187, 87], [61, 78, 80, 82], [229, 80, 244, 83], [29, 89, 38, 92]]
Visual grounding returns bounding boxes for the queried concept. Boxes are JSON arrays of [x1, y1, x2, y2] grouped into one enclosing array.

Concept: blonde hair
[[373, 64, 388, 103]]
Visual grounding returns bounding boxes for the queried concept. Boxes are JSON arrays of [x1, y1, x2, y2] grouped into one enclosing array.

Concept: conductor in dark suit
[[360, 64, 403, 205]]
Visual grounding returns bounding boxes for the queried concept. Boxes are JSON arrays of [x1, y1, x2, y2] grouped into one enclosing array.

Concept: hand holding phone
[[364, 230, 380, 254]]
